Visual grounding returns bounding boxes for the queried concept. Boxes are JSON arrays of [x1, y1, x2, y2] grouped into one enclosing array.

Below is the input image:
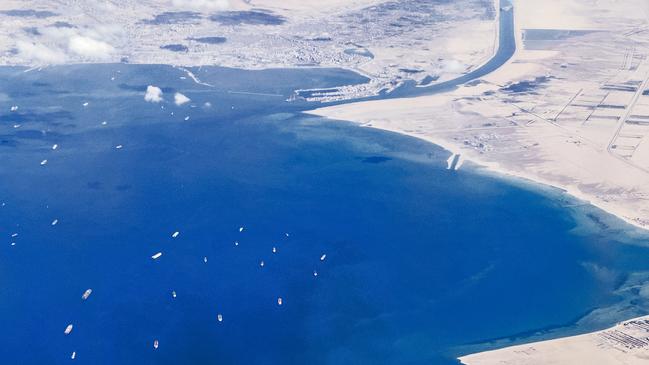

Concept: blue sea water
[[1, 64, 649, 365]]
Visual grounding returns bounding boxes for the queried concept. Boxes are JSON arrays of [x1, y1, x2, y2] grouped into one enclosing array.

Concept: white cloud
[[14, 24, 121, 64], [68, 35, 114, 59], [174, 92, 191, 106], [15, 40, 67, 64], [171, 0, 230, 11], [145, 86, 164, 103], [440, 59, 466, 74]]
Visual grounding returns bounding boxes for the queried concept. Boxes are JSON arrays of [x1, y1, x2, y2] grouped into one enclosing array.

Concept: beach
[[459, 315, 649, 365], [309, 0, 649, 231]]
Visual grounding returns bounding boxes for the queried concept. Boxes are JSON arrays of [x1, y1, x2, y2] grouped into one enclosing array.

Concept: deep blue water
[[1, 64, 649, 365]]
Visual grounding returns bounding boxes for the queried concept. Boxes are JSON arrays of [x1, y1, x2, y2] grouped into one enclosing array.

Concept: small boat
[[71, 351, 76, 360], [52, 144, 58, 150], [203, 256, 208, 263], [239, 227, 244, 232], [82, 102, 89, 107], [172, 291, 177, 298], [151, 252, 163, 260], [260, 260, 265, 267], [40, 159, 48, 166], [153, 340, 159, 349], [313, 271, 318, 277], [115, 145, 123, 149], [320, 254, 326, 261], [10, 106, 18, 112], [82, 289, 92, 300], [272, 247, 277, 253], [64, 324, 73, 335], [234, 241, 239, 246], [172, 231, 179, 238], [217, 314, 223, 322], [11, 233, 18, 237], [51, 219, 59, 226], [277, 297, 283, 306]]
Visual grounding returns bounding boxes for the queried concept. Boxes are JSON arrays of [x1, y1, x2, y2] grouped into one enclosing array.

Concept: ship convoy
[[56, 227, 328, 360]]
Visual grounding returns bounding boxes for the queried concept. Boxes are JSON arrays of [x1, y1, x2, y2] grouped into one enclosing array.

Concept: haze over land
[[0, 0, 495, 99]]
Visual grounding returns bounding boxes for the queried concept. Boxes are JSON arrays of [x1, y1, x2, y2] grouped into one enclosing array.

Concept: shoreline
[[458, 314, 649, 365], [6, 0, 649, 363], [304, 109, 649, 365], [306, 110, 649, 234], [308, 0, 649, 234]]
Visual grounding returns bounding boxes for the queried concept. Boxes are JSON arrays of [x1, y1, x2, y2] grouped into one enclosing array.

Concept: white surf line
[[227, 90, 284, 97], [23, 65, 47, 73], [174, 66, 214, 87]]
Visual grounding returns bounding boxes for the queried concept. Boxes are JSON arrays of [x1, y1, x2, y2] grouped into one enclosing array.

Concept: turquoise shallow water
[[1, 64, 649, 364]]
